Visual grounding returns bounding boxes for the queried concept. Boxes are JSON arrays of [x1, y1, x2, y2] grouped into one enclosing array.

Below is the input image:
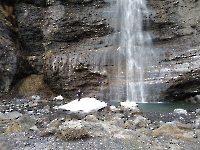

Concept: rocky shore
[[0, 97, 200, 150]]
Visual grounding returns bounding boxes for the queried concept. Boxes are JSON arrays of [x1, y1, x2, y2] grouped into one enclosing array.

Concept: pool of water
[[138, 101, 200, 113], [108, 100, 200, 113]]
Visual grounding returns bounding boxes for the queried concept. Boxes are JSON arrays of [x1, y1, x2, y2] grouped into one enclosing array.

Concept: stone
[[47, 118, 65, 128], [173, 109, 187, 115], [124, 120, 136, 129], [133, 116, 150, 127], [176, 123, 192, 130], [193, 118, 200, 129], [120, 102, 140, 115], [152, 122, 183, 138], [55, 121, 90, 140], [109, 105, 119, 112], [59, 120, 83, 130], [5, 122, 26, 133], [41, 127, 57, 137], [196, 108, 200, 115], [194, 95, 200, 103], [29, 125, 39, 131], [0, 111, 22, 120], [53, 95, 64, 100], [84, 115, 98, 122], [31, 95, 41, 100]]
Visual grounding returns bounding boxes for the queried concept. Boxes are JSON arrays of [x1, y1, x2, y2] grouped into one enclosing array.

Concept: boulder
[[193, 118, 200, 129], [196, 108, 200, 115], [5, 122, 26, 133], [0, 111, 22, 120], [120, 102, 140, 114], [194, 95, 200, 103], [55, 128, 89, 140], [176, 123, 192, 130], [84, 114, 98, 122], [173, 109, 187, 115], [56, 120, 90, 140], [41, 127, 57, 137], [152, 122, 183, 138], [133, 116, 150, 127]]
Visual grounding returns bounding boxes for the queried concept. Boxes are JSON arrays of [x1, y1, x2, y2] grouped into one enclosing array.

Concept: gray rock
[[59, 120, 83, 130], [195, 95, 200, 103], [193, 118, 200, 129], [133, 116, 150, 127], [0, 111, 22, 120], [41, 127, 57, 137], [176, 123, 192, 130], [84, 115, 98, 122], [29, 125, 39, 131], [196, 108, 200, 115], [173, 109, 187, 115]]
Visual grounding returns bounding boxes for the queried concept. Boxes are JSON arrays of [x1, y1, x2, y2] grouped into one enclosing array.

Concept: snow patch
[[56, 97, 107, 113]]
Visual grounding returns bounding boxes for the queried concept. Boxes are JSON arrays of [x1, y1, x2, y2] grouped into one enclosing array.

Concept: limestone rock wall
[[0, 2, 31, 97], [0, 0, 200, 101], [0, 0, 112, 100], [147, 0, 200, 101]]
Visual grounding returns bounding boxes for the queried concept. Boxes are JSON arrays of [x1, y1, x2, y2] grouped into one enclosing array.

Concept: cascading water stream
[[110, 0, 155, 102]]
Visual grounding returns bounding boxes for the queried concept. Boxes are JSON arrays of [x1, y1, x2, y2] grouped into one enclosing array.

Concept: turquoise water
[[138, 101, 200, 113], [108, 100, 200, 113]]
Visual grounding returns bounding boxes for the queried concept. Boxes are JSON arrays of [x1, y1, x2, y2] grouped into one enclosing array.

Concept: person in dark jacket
[[77, 89, 83, 101]]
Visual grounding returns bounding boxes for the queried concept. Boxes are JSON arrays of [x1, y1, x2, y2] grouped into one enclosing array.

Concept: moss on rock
[[10, 74, 56, 98], [55, 128, 89, 140], [5, 122, 26, 133]]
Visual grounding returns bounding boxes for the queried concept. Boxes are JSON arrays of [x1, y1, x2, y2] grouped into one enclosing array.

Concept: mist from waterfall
[[110, 0, 155, 102]]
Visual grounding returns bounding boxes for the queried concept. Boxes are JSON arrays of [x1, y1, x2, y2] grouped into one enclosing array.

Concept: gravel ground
[[0, 98, 200, 150], [0, 130, 200, 150], [0, 132, 141, 150]]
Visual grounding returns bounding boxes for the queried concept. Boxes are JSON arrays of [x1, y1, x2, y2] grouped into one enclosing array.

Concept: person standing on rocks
[[77, 89, 83, 101]]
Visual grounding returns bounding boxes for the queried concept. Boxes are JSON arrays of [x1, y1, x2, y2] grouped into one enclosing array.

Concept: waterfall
[[110, 0, 155, 102]]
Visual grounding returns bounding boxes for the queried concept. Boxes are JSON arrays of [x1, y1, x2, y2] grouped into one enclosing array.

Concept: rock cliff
[[148, 0, 200, 101], [0, 0, 200, 101]]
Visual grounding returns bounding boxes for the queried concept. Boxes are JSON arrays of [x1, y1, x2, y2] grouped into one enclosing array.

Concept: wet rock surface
[[0, 98, 200, 149]]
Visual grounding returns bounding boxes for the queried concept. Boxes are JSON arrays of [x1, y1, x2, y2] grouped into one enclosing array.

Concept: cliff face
[[0, 1, 31, 97], [0, 0, 112, 100], [147, 0, 200, 101], [0, 0, 200, 101]]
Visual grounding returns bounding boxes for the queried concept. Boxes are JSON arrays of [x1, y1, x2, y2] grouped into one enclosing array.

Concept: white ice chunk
[[56, 97, 107, 113], [53, 95, 64, 100]]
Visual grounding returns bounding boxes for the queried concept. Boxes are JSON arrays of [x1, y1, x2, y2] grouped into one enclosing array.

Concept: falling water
[[110, 0, 155, 102]]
